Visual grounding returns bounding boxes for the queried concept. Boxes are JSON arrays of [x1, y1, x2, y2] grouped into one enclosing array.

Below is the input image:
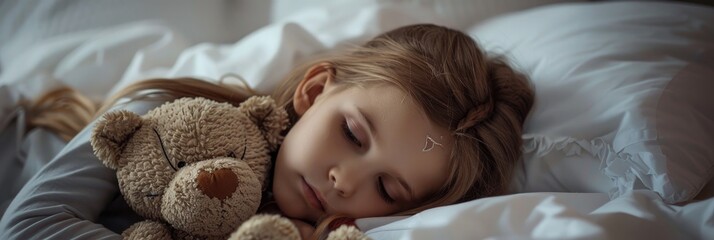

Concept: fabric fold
[[522, 134, 684, 203]]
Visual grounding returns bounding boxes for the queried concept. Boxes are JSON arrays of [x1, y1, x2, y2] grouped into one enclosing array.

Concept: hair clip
[[422, 134, 444, 152]]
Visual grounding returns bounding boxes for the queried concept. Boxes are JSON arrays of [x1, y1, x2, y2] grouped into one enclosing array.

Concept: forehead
[[339, 85, 452, 199]]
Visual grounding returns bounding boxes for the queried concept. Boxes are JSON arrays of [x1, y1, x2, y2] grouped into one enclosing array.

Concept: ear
[[240, 96, 289, 151], [90, 110, 143, 170], [293, 62, 335, 116]]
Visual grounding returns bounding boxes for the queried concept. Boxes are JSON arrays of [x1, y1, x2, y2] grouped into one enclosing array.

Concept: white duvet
[[1, 1, 713, 239]]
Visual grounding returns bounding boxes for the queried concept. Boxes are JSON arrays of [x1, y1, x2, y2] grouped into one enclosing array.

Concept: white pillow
[[363, 191, 704, 239], [469, 1, 714, 203]]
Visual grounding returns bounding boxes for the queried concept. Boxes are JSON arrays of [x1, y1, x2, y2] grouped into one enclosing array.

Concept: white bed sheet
[[1, 1, 713, 239]]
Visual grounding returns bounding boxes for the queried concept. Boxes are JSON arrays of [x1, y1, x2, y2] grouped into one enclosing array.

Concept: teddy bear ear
[[240, 96, 289, 151], [90, 110, 143, 170]]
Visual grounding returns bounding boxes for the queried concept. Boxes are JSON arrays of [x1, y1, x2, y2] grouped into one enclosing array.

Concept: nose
[[197, 168, 239, 200], [328, 162, 368, 198]]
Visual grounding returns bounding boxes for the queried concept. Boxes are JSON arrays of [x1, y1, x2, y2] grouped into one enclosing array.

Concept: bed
[[1, 0, 713, 239]]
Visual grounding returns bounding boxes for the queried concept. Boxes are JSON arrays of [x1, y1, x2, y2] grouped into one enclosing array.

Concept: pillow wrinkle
[[522, 134, 685, 202]]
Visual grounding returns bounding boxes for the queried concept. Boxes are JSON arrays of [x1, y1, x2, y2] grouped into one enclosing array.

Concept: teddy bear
[[91, 95, 371, 240], [90, 96, 288, 239], [230, 214, 371, 240]]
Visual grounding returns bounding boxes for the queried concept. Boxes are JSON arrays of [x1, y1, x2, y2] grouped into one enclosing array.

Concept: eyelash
[[377, 176, 395, 204], [341, 120, 363, 148]]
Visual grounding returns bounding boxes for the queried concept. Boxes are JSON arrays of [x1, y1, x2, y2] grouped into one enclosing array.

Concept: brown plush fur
[[91, 96, 288, 239], [230, 214, 301, 240], [229, 215, 371, 240]]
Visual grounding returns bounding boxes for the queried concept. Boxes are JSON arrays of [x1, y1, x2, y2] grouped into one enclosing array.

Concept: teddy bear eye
[[228, 151, 236, 158], [177, 161, 187, 168], [154, 128, 178, 171]]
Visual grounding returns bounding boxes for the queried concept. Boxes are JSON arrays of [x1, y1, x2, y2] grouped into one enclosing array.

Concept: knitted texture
[[91, 96, 288, 239]]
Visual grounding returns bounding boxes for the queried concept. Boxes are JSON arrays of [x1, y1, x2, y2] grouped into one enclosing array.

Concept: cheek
[[279, 120, 336, 171]]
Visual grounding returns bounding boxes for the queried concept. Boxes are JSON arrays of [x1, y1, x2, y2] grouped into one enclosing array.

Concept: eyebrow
[[357, 108, 415, 201]]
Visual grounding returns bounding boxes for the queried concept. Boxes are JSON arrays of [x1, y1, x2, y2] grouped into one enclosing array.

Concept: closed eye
[[229, 145, 247, 160], [240, 138, 247, 160], [377, 176, 395, 204], [342, 119, 363, 148], [145, 192, 161, 197], [153, 128, 177, 171]]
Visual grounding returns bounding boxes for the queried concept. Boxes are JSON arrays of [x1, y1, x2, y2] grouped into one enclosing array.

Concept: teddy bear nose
[[196, 168, 239, 200]]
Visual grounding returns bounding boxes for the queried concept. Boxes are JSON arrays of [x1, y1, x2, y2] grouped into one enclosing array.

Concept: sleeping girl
[[0, 24, 534, 239]]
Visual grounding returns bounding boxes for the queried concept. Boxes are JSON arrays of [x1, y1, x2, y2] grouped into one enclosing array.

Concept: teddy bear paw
[[326, 225, 371, 240], [228, 214, 301, 240], [122, 220, 172, 240]]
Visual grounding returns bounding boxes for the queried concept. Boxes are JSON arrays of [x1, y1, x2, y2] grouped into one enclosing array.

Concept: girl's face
[[272, 67, 452, 222]]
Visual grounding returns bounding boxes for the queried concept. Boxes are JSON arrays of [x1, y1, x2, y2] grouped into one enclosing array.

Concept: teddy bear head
[[91, 96, 288, 237]]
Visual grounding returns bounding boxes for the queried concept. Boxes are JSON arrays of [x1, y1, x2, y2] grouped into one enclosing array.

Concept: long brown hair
[[276, 24, 534, 214], [25, 24, 533, 239]]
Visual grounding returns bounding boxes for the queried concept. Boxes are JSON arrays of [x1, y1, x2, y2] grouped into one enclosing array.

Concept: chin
[[277, 195, 318, 223], [273, 178, 310, 221]]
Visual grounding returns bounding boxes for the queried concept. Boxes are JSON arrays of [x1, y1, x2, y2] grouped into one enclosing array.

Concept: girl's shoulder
[[0, 96, 171, 239]]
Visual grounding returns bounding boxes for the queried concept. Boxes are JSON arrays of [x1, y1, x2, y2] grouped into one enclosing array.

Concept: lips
[[301, 177, 326, 212]]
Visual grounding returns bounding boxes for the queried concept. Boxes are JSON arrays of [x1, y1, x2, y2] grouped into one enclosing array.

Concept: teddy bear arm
[[228, 214, 301, 240], [326, 225, 372, 240], [123, 220, 173, 240]]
